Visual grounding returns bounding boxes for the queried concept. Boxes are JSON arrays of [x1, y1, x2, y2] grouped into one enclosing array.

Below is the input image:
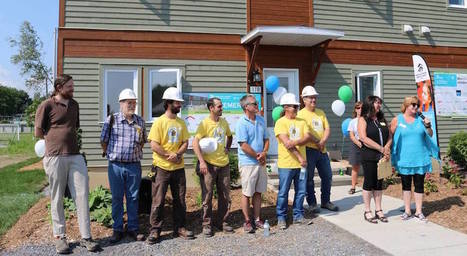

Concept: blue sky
[[0, 1, 58, 96]]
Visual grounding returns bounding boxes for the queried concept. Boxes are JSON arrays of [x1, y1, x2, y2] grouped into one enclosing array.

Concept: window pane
[[449, 0, 464, 5], [266, 77, 289, 127], [359, 76, 376, 101], [106, 71, 135, 116], [150, 70, 177, 118]]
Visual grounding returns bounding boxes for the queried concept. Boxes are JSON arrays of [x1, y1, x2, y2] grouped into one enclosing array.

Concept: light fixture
[[420, 25, 431, 35], [402, 24, 413, 33], [252, 69, 262, 83]]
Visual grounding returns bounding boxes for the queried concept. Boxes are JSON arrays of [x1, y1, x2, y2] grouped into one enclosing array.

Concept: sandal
[[364, 211, 378, 224], [348, 188, 356, 194], [375, 210, 389, 223]]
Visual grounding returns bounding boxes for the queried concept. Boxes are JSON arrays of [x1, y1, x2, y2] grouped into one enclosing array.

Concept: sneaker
[[221, 223, 234, 234], [293, 218, 305, 225], [243, 221, 255, 233], [147, 232, 160, 244], [110, 231, 124, 244], [176, 227, 195, 239], [401, 212, 412, 221], [305, 203, 320, 214], [321, 202, 339, 212], [277, 219, 287, 230], [80, 238, 99, 252], [254, 219, 264, 229], [55, 237, 71, 254], [414, 213, 428, 222], [203, 226, 213, 237], [127, 230, 145, 241]]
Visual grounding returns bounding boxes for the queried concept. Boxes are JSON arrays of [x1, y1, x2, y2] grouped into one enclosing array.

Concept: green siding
[[64, 57, 246, 167], [64, 0, 246, 35], [314, 0, 467, 47], [314, 63, 467, 156]]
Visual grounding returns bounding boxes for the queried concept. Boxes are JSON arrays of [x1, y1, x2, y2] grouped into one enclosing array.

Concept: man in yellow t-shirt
[[146, 87, 194, 244], [274, 93, 311, 230], [297, 85, 339, 213], [193, 97, 233, 237]]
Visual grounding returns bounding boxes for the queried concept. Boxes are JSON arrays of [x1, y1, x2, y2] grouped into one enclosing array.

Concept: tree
[[24, 95, 45, 127], [9, 21, 53, 95], [0, 84, 32, 116]]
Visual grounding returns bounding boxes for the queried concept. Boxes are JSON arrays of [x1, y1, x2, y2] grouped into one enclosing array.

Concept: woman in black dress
[[357, 96, 392, 223]]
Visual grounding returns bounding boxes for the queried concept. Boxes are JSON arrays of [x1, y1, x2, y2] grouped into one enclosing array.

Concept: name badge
[[398, 123, 407, 128]]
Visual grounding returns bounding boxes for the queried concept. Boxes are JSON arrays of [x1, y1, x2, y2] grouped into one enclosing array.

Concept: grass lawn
[[0, 158, 47, 237], [0, 133, 37, 156]]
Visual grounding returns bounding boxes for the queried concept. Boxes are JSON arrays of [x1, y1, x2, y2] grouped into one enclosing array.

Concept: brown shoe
[[175, 227, 194, 239], [127, 230, 145, 241], [109, 231, 123, 244], [146, 232, 160, 245]]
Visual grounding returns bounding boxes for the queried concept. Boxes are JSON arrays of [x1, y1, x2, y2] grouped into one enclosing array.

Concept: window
[[103, 69, 138, 121], [449, 0, 466, 7], [148, 68, 181, 120], [356, 71, 381, 101]]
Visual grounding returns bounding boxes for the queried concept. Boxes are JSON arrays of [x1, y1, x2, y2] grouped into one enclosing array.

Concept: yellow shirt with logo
[[148, 114, 189, 171], [195, 117, 232, 167], [297, 108, 329, 152], [274, 116, 310, 169]]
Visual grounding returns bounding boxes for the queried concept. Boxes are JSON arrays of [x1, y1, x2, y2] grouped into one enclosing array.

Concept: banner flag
[[412, 55, 439, 148]]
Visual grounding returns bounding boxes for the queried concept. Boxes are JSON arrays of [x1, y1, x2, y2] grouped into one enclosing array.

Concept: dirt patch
[[359, 172, 467, 234], [0, 187, 282, 250], [0, 155, 31, 169], [18, 160, 43, 172]]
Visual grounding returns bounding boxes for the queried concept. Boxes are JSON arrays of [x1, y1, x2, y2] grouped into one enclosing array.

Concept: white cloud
[[0, 64, 28, 93]]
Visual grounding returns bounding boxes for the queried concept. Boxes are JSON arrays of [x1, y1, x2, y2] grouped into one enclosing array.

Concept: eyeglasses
[[411, 103, 419, 108], [247, 101, 258, 106]]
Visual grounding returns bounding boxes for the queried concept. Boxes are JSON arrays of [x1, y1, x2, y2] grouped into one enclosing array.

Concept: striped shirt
[[100, 112, 147, 162]]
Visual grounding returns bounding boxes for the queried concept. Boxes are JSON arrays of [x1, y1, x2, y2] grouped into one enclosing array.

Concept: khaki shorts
[[240, 165, 268, 197]]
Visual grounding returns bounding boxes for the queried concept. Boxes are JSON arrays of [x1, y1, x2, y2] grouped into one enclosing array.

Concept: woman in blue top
[[390, 96, 438, 222]]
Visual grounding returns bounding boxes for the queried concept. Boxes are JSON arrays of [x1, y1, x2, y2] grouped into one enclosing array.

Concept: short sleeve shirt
[[235, 115, 269, 166], [34, 97, 80, 156], [348, 117, 359, 140], [148, 114, 189, 170], [195, 117, 232, 167], [297, 108, 329, 152], [274, 116, 310, 169]]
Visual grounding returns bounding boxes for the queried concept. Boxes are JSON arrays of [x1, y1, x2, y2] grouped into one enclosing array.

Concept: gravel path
[[2, 217, 388, 256]]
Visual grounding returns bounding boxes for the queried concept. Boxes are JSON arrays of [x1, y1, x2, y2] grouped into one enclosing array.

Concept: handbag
[[377, 158, 393, 180]]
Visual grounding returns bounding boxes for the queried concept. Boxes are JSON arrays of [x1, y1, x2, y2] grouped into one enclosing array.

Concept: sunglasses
[[355, 107, 361, 110], [411, 103, 419, 108], [247, 101, 258, 106]]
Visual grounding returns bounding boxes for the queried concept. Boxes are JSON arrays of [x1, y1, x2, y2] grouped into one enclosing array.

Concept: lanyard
[[374, 120, 384, 157]]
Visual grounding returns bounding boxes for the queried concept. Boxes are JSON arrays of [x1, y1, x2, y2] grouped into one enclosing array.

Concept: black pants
[[400, 174, 425, 193], [362, 160, 383, 190]]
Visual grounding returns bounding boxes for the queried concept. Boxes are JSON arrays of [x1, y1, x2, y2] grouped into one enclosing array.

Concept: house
[[57, 0, 467, 169]]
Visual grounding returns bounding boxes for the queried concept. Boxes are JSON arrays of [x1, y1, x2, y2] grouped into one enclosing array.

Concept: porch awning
[[241, 26, 344, 47]]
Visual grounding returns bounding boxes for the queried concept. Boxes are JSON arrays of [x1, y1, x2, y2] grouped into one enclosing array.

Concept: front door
[[263, 68, 300, 155]]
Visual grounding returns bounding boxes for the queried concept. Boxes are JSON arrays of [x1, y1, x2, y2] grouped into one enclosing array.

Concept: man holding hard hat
[[193, 97, 233, 237], [146, 87, 194, 244]]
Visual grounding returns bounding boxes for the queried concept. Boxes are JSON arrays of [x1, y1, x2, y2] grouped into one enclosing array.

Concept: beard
[[170, 105, 181, 114]]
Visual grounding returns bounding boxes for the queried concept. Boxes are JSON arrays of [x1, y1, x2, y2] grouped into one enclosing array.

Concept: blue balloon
[[265, 76, 280, 93], [341, 118, 352, 137]]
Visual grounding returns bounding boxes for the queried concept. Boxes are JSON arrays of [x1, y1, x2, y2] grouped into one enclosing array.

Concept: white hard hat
[[199, 137, 218, 154], [301, 85, 319, 97], [162, 87, 184, 102], [280, 93, 300, 106], [119, 88, 137, 101]]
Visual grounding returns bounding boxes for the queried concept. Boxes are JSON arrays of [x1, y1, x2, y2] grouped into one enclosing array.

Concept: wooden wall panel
[[249, 0, 312, 30]]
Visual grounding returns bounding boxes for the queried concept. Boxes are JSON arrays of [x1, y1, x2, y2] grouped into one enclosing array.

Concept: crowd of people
[[34, 74, 438, 254]]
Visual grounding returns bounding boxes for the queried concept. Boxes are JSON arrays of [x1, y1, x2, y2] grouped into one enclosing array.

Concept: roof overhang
[[241, 26, 344, 47]]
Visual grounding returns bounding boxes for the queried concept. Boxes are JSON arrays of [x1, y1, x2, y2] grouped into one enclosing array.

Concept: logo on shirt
[[289, 125, 300, 141], [168, 126, 180, 144], [312, 119, 323, 132], [213, 126, 226, 145]]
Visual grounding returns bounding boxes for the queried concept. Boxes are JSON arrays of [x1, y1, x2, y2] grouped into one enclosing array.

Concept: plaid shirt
[[100, 112, 147, 162]]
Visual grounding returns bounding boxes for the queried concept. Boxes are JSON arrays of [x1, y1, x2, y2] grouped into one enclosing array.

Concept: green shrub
[[192, 151, 240, 185], [424, 177, 438, 195], [442, 156, 465, 189], [447, 131, 467, 170]]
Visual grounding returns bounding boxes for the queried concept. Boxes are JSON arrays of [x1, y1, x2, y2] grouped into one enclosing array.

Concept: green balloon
[[272, 106, 284, 122], [338, 85, 353, 103]]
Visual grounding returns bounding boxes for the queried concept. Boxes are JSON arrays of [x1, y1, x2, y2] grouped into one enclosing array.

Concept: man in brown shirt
[[35, 74, 99, 254]]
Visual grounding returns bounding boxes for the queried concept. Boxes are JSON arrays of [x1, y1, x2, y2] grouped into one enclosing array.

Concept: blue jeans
[[306, 148, 332, 206], [108, 161, 142, 232], [276, 168, 307, 222]]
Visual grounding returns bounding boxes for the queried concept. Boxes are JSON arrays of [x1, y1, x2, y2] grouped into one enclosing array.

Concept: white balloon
[[199, 137, 218, 154], [273, 87, 287, 104], [331, 100, 346, 117], [34, 139, 45, 158]]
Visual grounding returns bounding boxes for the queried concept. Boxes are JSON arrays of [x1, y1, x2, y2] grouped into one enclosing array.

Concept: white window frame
[[356, 71, 381, 101], [448, 0, 467, 8], [147, 68, 182, 121], [102, 68, 139, 121]]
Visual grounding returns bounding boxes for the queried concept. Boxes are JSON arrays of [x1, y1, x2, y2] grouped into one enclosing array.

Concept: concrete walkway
[[304, 185, 467, 256]]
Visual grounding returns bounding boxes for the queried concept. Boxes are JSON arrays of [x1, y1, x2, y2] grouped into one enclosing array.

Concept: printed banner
[[433, 72, 467, 117], [181, 92, 261, 148]]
